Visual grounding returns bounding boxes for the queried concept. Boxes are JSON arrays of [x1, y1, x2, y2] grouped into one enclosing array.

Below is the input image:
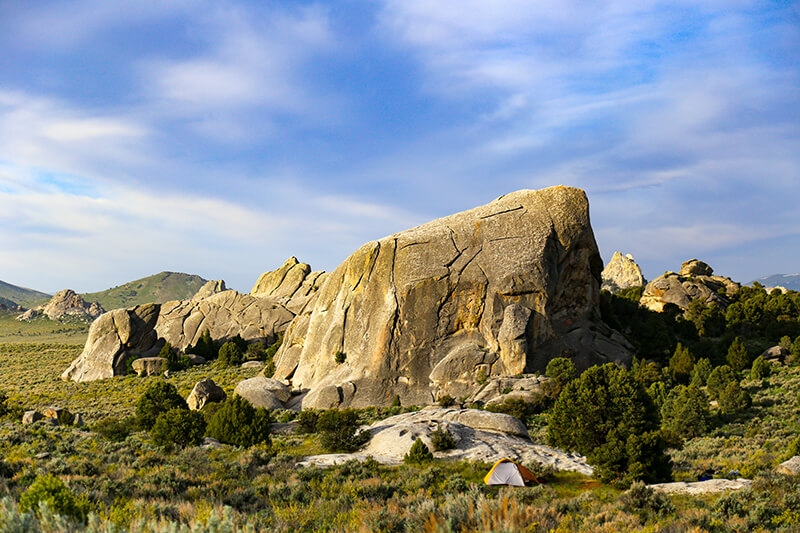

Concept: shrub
[[317, 409, 370, 452], [218, 341, 245, 367], [390, 394, 401, 408], [438, 394, 455, 408], [151, 408, 206, 448], [750, 356, 771, 379], [296, 410, 319, 434], [404, 438, 433, 465], [620, 480, 675, 517], [485, 395, 547, 426], [547, 363, 671, 485], [334, 351, 346, 364], [135, 381, 188, 430], [19, 474, 90, 522], [707, 365, 737, 401], [188, 329, 217, 360], [0, 391, 7, 417], [727, 337, 750, 372], [157, 341, 186, 371], [206, 395, 271, 447], [92, 416, 136, 442], [690, 358, 714, 387], [430, 424, 457, 451]]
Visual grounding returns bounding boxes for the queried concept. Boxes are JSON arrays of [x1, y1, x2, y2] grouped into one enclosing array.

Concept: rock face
[[300, 408, 592, 474], [187, 379, 227, 410], [640, 260, 740, 313], [17, 289, 104, 322], [601, 252, 645, 293], [62, 260, 324, 383], [273, 187, 631, 408]]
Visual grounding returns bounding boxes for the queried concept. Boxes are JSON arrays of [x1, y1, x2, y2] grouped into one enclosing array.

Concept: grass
[[81, 271, 208, 310], [0, 310, 88, 344]]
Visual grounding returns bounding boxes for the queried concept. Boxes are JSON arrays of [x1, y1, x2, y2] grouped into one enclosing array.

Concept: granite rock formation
[[62, 264, 323, 383], [18, 289, 104, 321], [640, 259, 740, 312], [601, 252, 645, 293], [271, 186, 632, 408]]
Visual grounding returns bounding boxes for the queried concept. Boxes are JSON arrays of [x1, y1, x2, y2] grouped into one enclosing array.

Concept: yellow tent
[[483, 458, 539, 487]]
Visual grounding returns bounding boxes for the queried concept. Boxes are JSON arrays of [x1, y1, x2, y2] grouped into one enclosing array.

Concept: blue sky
[[0, 0, 798, 293]]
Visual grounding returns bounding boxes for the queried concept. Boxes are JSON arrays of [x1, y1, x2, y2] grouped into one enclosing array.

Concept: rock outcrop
[[640, 260, 740, 313], [62, 261, 324, 383], [187, 379, 227, 410], [300, 408, 592, 474], [272, 187, 631, 408], [601, 252, 645, 293], [17, 289, 104, 322]]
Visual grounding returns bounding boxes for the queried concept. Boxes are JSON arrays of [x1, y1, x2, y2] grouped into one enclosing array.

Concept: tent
[[483, 459, 539, 487]]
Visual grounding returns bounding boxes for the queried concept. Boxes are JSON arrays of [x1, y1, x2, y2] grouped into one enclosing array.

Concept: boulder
[[241, 361, 262, 369], [467, 375, 545, 405], [63, 259, 324, 382], [601, 252, 646, 293], [640, 261, 740, 312], [22, 411, 42, 424], [760, 346, 789, 364], [234, 376, 290, 408], [187, 379, 227, 410], [185, 354, 207, 365], [43, 407, 65, 420], [776, 456, 800, 475], [131, 357, 169, 377], [273, 186, 631, 408]]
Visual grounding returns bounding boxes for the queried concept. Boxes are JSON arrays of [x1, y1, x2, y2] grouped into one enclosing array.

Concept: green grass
[[81, 271, 208, 310], [0, 279, 50, 307], [0, 309, 88, 344]]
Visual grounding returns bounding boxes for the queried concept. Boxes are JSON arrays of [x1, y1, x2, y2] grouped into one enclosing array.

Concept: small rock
[[776, 456, 800, 475], [22, 411, 42, 424], [241, 361, 262, 369], [131, 357, 170, 377], [72, 413, 84, 427], [201, 437, 224, 449], [760, 346, 788, 364], [187, 379, 227, 411], [35, 452, 50, 460]]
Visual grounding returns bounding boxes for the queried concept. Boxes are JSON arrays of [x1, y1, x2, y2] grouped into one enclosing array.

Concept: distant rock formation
[[62, 264, 323, 383], [640, 259, 740, 312], [17, 289, 104, 322], [601, 252, 645, 293], [271, 186, 632, 409]]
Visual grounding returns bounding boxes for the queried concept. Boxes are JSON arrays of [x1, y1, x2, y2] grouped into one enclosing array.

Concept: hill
[[754, 273, 800, 291], [81, 271, 208, 310], [0, 279, 50, 307]]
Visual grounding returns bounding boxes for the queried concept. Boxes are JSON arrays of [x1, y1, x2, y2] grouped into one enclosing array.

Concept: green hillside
[[81, 271, 208, 310], [0, 279, 50, 307]]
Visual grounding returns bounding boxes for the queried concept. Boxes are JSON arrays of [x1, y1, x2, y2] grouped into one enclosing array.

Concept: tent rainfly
[[483, 459, 539, 487]]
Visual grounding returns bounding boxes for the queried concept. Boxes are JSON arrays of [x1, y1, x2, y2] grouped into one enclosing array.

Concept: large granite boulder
[[640, 260, 740, 312], [601, 252, 645, 293], [17, 289, 104, 322], [234, 376, 290, 408], [272, 186, 631, 408], [131, 357, 169, 376], [62, 261, 323, 383]]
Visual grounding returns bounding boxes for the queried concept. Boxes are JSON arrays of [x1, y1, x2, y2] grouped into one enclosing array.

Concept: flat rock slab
[[298, 454, 372, 468], [649, 479, 752, 495]]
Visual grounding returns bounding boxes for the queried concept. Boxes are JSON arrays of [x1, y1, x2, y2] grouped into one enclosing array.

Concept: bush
[[430, 424, 457, 451], [750, 356, 771, 379], [334, 351, 346, 364], [19, 474, 90, 522], [206, 395, 271, 447], [158, 341, 187, 371], [317, 409, 370, 452], [485, 395, 547, 426], [0, 391, 7, 417], [707, 365, 737, 401], [135, 381, 188, 430], [188, 329, 218, 360], [296, 410, 319, 434], [151, 408, 206, 448], [620, 480, 675, 517], [218, 341, 245, 367], [390, 395, 401, 408], [404, 438, 433, 465], [438, 394, 456, 408], [717, 381, 751, 415], [547, 363, 671, 485], [669, 343, 695, 383], [92, 416, 136, 442]]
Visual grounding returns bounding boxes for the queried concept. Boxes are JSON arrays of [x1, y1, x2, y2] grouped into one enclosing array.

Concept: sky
[[0, 0, 798, 294]]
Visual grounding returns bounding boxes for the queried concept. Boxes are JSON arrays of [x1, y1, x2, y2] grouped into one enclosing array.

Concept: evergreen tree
[[668, 343, 695, 383], [726, 337, 750, 372], [135, 381, 188, 430], [706, 365, 737, 401], [151, 408, 206, 448], [750, 356, 771, 379], [206, 395, 271, 447], [547, 363, 671, 485], [690, 358, 713, 387], [660, 385, 710, 443]]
